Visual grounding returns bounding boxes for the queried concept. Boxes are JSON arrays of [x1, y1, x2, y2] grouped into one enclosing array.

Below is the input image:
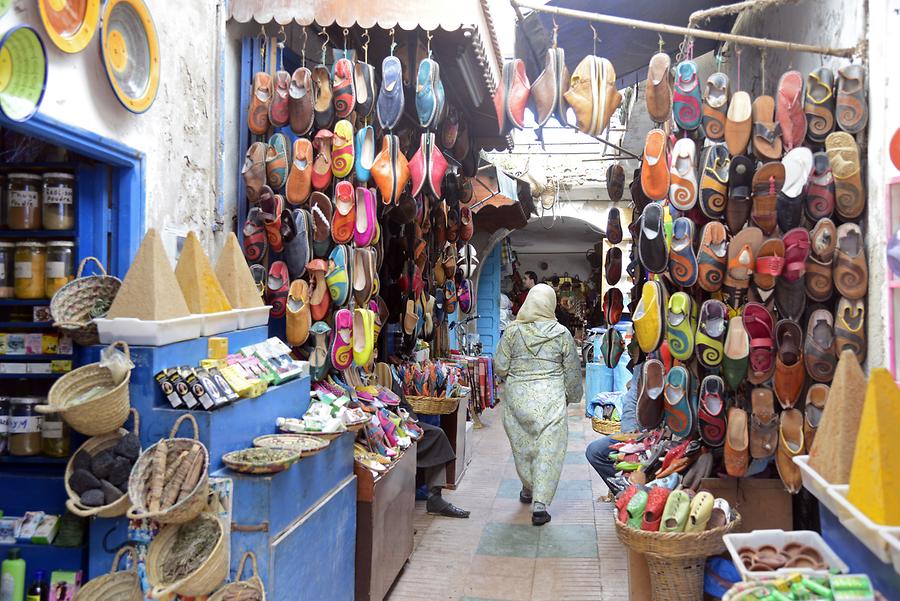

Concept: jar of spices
[[0, 242, 14, 299], [14, 242, 46, 299], [42, 173, 75, 230], [9, 397, 42, 456], [41, 412, 69, 457], [0, 397, 8, 455], [45, 241, 74, 298], [6, 173, 42, 230]]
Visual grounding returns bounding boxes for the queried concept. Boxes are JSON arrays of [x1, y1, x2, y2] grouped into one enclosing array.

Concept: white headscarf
[[516, 283, 557, 323]]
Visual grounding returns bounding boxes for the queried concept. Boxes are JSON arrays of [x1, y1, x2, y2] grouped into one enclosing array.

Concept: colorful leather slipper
[[776, 70, 807, 151], [242, 207, 268, 264], [726, 155, 755, 233], [286, 138, 313, 206], [698, 375, 726, 448], [804, 384, 829, 449], [672, 60, 702, 131], [260, 191, 285, 252], [604, 287, 624, 326], [751, 95, 782, 160], [834, 222, 867, 299], [616, 485, 641, 523], [352, 307, 375, 367], [416, 57, 440, 128], [806, 151, 835, 220], [668, 217, 697, 287], [311, 129, 333, 191], [289, 67, 314, 136], [286, 279, 312, 347], [531, 48, 560, 127], [307, 259, 331, 322], [377, 55, 404, 130], [312, 64, 334, 129], [265, 133, 290, 191], [669, 138, 698, 211], [782, 227, 811, 283], [354, 187, 377, 247], [805, 67, 835, 143], [775, 277, 807, 323], [724, 407, 749, 477], [309, 321, 332, 382], [444, 281, 457, 314], [645, 52, 673, 123], [330, 308, 353, 371], [248, 72, 272, 135], [641, 129, 670, 201], [660, 489, 691, 533], [606, 246, 622, 285], [702, 72, 729, 141], [352, 248, 375, 307], [331, 181, 355, 244], [638, 202, 668, 273], [835, 297, 866, 364], [283, 209, 311, 280], [242, 142, 267, 205], [666, 291, 697, 361], [754, 238, 785, 292], [664, 366, 693, 439], [498, 58, 531, 133], [641, 487, 671, 532], [600, 326, 625, 369], [332, 57, 355, 119], [696, 299, 727, 368], [723, 317, 749, 391], [777, 147, 814, 232], [825, 131, 864, 220], [774, 320, 805, 409], [269, 69, 290, 128], [331, 119, 355, 179], [685, 491, 714, 533], [725, 90, 753, 156], [749, 388, 778, 459], [325, 244, 350, 307], [634, 280, 665, 353], [697, 222, 727, 292], [751, 161, 785, 235], [626, 489, 649, 529], [266, 260, 289, 318], [371, 134, 410, 206], [836, 64, 867, 134], [805, 309, 837, 383], [637, 359, 666, 429], [776, 408, 805, 494], [743, 302, 775, 384], [355, 125, 376, 183], [606, 205, 623, 243], [309, 191, 333, 258], [699, 143, 730, 220]]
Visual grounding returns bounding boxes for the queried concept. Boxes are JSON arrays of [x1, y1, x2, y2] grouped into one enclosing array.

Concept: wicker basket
[[222, 447, 301, 474], [50, 257, 122, 346], [615, 512, 742, 601], [74, 545, 142, 601], [146, 512, 229, 599], [127, 414, 209, 524], [38, 340, 132, 436], [592, 416, 620, 435], [65, 408, 140, 518], [209, 551, 266, 601], [408, 395, 463, 415], [252, 434, 330, 458]]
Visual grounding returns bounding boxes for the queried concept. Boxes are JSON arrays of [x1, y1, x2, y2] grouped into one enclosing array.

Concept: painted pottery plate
[[0, 26, 48, 122], [100, 0, 159, 113], [38, 0, 100, 54]]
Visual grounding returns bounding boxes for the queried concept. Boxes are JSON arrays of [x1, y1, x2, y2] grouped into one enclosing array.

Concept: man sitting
[[585, 362, 640, 496]]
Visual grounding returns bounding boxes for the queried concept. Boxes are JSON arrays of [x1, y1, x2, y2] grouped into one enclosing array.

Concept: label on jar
[[8, 189, 39, 209], [46, 261, 66, 278], [42, 420, 63, 439], [0, 414, 8, 434], [9, 415, 41, 433], [45, 186, 73, 205], [0, 264, 4, 280], [14, 262, 32, 278]]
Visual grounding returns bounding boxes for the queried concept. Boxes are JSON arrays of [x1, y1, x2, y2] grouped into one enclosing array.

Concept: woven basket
[[38, 340, 132, 436], [222, 447, 301, 475], [592, 417, 620, 435], [65, 408, 140, 518], [615, 513, 742, 601], [252, 434, 329, 458], [209, 551, 266, 601], [127, 414, 209, 524], [50, 257, 122, 346], [146, 512, 228, 599], [408, 395, 463, 415], [74, 546, 142, 601]]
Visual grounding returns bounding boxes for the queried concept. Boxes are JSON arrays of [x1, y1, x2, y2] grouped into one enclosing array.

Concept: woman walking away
[[495, 283, 583, 525]]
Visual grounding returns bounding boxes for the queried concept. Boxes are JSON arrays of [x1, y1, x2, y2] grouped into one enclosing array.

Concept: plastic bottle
[[25, 570, 47, 601], [0, 548, 25, 601]]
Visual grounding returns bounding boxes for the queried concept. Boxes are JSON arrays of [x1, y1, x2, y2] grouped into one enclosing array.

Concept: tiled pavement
[[386, 404, 629, 601]]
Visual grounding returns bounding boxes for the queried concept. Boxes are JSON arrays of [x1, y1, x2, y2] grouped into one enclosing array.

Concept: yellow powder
[[847, 368, 900, 525], [106, 228, 191, 321], [175, 232, 232, 314], [214, 233, 264, 309]]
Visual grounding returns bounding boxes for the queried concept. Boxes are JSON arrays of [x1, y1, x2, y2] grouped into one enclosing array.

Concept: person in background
[[513, 270, 539, 314], [585, 363, 640, 497], [499, 292, 513, 334], [495, 284, 583, 526]]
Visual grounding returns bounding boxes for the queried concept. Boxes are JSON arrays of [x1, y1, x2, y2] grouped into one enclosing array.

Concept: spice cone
[[175, 232, 232, 314], [847, 369, 900, 524], [808, 349, 866, 483], [107, 228, 191, 320], [214, 233, 264, 309]]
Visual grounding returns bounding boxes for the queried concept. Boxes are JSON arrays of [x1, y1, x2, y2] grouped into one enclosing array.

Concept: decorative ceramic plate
[[252, 434, 330, 457], [99, 0, 159, 113], [38, 0, 100, 54], [0, 26, 48, 122], [222, 447, 302, 475]]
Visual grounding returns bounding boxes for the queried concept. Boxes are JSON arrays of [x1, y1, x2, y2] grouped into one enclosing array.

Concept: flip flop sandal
[[641, 487, 671, 532], [633, 280, 665, 353], [248, 72, 272, 135], [835, 297, 866, 364], [332, 57, 356, 118], [743, 302, 775, 384], [775, 277, 807, 322], [751, 161, 785, 235], [242, 142, 268, 205], [331, 308, 353, 370], [265, 133, 291, 191], [641, 129, 670, 201], [697, 222, 727, 292], [805, 67, 836, 143], [666, 292, 697, 361], [685, 491, 714, 532], [774, 319, 805, 409], [750, 388, 778, 459], [696, 299, 727, 368], [699, 143, 730, 220], [638, 202, 668, 273], [668, 217, 698, 288], [606, 246, 623, 285], [725, 91, 753, 156], [698, 375, 726, 447], [269, 69, 291, 128], [781, 227, 811, 283], [753, 238, 785, 291], [726, 155, 755, 233], [604, 287, 624, 325], [836, 64, 867, 134], [723, 317, 749, 391], [260, 192, 285, 252], [242, 207, 268, 264], [660, 489, 691, 533], [669, 138, 698, 211], [777, 147, 814, 232], [834, 222, 868, 299], [672, 60, 702, 130], [825, 131, 864, 220], [776, 70, 807, 151], [751, 95, 782, 160], [804, 383, 829, 448], [725, 226, 764, 290], [805, 309, 837, 382], [806, 151, 835, 220], [266, 260, 289, 318], [702, 72, 729, 141]]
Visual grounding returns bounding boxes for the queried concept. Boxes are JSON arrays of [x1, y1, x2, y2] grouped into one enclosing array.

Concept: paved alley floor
[[386, 404, 629, 601]]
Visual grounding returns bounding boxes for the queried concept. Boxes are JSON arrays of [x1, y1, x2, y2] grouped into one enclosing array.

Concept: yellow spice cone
[[215, 233, 264, 309], [175, 231, 232, 314], [847, 368, 900, 525]]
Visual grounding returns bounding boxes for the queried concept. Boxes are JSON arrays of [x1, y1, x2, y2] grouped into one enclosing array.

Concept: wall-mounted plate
[[0, 26, 48, 122], [100, 0, 159, 113], [38, 0, 100, 53]]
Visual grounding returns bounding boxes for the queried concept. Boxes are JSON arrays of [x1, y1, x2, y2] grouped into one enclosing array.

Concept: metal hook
[[658, 34, 664, 53], [301, 27, 308, 66], [258, 26, 267, 64], [589, 23, 598, 56], [362, 29, 370, 64], [343, 28, 349, 51], [427, 30, 433, 58], [551, 16, 559, 48], [389, 27, 396, 56], [277, 25, 286, 46], [318, 29, 330, 64]]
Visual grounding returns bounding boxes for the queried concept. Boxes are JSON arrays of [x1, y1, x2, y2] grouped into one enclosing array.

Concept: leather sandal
[[825, 131, 864, 220], [805, 67, 835, 143], [751, 162, 784, 235], [835, 297, 866, 364], [645, 52, 672, 123], [751, 95, 782, 160], [836, 64, 867, 134], [834, 222, 867, 299], [702, 72, 729, 141], [725, 91, 753, 156], [804, 384, 829, 449], [750, 388, 778, 459], [774, 320, 805, 409], [248, 72, 272, 135], [805, 309, 837, 383], [776, 70, 807, 150], [697, 222, 727, 292], [699, 143, 730, 220], [806, 151, 835, 220]]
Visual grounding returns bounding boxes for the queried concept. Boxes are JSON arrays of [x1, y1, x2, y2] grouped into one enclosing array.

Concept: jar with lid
[[14, 242, 46, 299], [0, 242, 14, 299], [5, 173, 42, 230], [9, 397, 42, 456], [41, 412, 69, 457], [45, 241, 74, 297], [42, 173, 75, 230], [0, 397, 8, 455]]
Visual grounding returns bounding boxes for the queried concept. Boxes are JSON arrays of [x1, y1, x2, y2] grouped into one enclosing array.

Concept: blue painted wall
[[475, 244, 502, 355]]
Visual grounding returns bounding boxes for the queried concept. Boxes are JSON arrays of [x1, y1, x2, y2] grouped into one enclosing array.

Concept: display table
[[441, 397, 470, 489], [354, 445, 416, 601]]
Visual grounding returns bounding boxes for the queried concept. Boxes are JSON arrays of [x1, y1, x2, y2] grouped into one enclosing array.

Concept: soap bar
[[208, 337, 228, 359], [32, 515, 59, 545]]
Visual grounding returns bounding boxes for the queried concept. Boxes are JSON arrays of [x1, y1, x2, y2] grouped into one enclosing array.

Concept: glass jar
[[14, 242, 46, 299], [0, 242, 14, 299], [41, 412, 69, 458], [9, 397, 42, 456], [6, 173, 42, 230], [42, 173, 75, 230], [0, 397, 8, 455], [45, 241, 74, 298]]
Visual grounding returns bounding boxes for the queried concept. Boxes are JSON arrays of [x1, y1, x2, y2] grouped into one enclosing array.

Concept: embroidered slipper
[[266, 260, 289, 318], [835, 297, 866, 364], [311, 129, 334, 191], [312, 64, 334, 129], [725, 91, 753, 156], [743, 302, 775, 384], [698, 143, 730, 220], [749, 388, 778, 459], [723, 317, 749, 391], [754, 238, 784, 292], [669, 217, 698, 288], [806, 151, 835, 220], [751, 95, 782, 160], [726, 155, 755, 233], [697, 221, 727, 292], [776, 70, 807, 151], [666, 291, 697, 361], [331, 308, 353, 370], [725, 226, 763, 290], [724, 407, 749, 477], [774, 319, 805, 409], [702, 72, 729, 141], [633, 280, 665, 353], [825, 131, 864, 220], [698, 375, 726, 447], [669, 137, 698, 211], [805, 309, 837, 383], [638, 202, 668, 273], [696, 299, 727, 369], [332, 57, 355, 119], [804, 67, 835, 143], [641, 129, 670, 201], [242, 206, 268, 264], [242, 142, 268, 205], [834, 222, 867, 299], [331, 181, 355, 244], [751, 161, 785, 235], [664, 366, 693, 439], [672, 60, 702, 131], [836, 64, 867, 134], [265, 133, 290, 191], [332, 119, 355, 179], [286, 138, 313, 206], [325, 244, 350, 307], [777, 147, 814, 232]]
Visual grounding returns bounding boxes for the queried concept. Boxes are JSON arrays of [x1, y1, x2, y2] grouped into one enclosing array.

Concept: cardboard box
[[699, 477, 793, 532]]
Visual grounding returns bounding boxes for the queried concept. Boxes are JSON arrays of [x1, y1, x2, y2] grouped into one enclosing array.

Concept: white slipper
[[781, 147, 814, 197]]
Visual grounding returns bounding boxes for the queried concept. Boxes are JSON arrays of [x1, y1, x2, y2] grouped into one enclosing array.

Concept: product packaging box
[[49, 570, 82, 601]]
